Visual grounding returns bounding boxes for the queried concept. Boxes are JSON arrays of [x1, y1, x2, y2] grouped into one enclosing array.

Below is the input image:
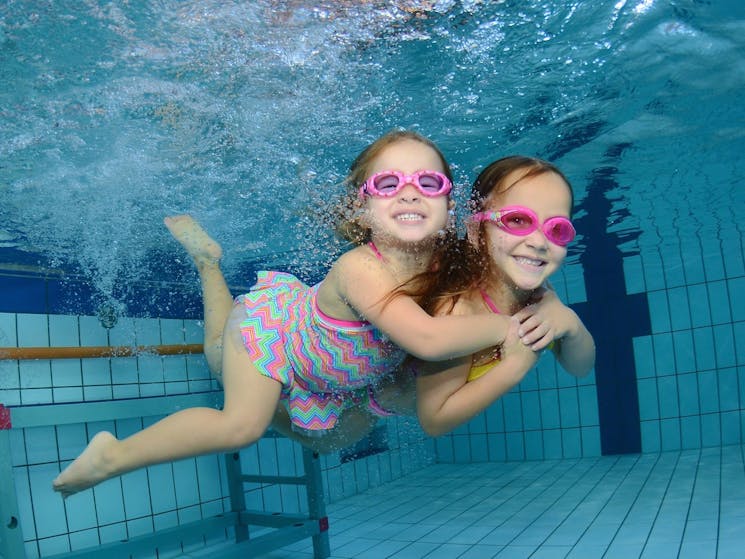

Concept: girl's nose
[[524, 228, 549, 250], [398, 183, 420, 202]]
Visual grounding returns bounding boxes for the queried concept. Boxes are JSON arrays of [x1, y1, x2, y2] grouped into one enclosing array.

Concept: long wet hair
[[396, 155, 575, 314], [334, 129, 454, 245]]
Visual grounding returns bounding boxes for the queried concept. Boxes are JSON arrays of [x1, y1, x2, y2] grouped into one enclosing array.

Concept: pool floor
[[248, 445, 743, 559]]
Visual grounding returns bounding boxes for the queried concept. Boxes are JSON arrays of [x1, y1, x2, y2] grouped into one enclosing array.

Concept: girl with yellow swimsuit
[[406, 156, 596, 437]]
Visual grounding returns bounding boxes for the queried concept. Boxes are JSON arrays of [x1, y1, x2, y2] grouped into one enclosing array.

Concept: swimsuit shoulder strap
[[480, 289, 501, 314], [368, 241, 384, 261]]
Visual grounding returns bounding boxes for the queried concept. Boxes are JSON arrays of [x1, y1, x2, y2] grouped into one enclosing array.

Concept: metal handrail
[[0, 344, 203, 360]]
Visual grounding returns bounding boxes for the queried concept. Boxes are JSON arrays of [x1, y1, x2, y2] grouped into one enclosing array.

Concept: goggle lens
[[500, 210, 536, 233], [362, 170, 452, 198], [471, 207, 575, 247], [544, 217, 576, 245]]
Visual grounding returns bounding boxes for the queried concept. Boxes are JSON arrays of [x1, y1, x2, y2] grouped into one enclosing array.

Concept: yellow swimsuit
[[467, 290, 502, 382]]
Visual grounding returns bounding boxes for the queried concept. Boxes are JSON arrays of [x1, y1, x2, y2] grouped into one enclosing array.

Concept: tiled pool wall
[[0, 312, 432, 557], [437, 238, 745, 461], [1, 226, 744, 557]]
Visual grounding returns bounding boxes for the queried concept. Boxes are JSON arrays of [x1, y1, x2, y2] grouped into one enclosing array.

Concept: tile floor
[[252, 445, 744, 559]]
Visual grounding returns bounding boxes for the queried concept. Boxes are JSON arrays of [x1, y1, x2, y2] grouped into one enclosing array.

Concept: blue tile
[[65, 487, 98, 532], [640, 420, 661, 452], [558, 388, 580, 428], [524, 430, 543, 460], [580, 426, 600, 456], [98, 521, 127, 545], [707, 281, 731, 324], [539, 390, 560, 430], [699, 414, 721, 447], [718, 368, 739, 412], [681, 248, 706, 284], [126, 516, 154, 538], [29, 463, 68, 537], [468, 411, 487, 435], [577, 386, 599, 425], [122, 467, 152, 516], [680, 416, 701, 449], [653, 333, 675, 376], [24, 426, 59, 464], [485, 401, 505, 433], [720, 411, 741, 446], [470, 434, 489, 462], [148, 463, 177, 514], [697, 371, 720, 414], [701, 240, 726, 282], [660, 418, 681, 451], [521, 391, 541, 430], [487, 434, 507, 462], [687, 284, 711, 328], [633, 336, 655, 378], [693, 328, 716, 371], [38, 535, 71, 556], [647, 291, 671, 333], [505, 432, 525, 461], [561, 428, 582, 458], [657, 376, 679, 419], [672, 330, 695, 374], [736, 323, 745, 366], [623, 255, 646, 294], [453, 434, 472, 463], [643, 252, 667, 291], [677, 373, 700, 416], [662, 253, 686, 288], [729, 277, 745, 321], [678, 541, 717, 559], [637, 378, 659, 421], [713, 324, 736, 368], [667, 287, 691, 330], [68, 528, 100, 552], [195, 454, 222, 502], [543, 429, 563, 459], [502, 393, 523, 431]]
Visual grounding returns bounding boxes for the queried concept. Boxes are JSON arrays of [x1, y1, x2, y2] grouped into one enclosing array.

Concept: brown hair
[[400, 155, 575, 315], [334, 129, 454, 245]]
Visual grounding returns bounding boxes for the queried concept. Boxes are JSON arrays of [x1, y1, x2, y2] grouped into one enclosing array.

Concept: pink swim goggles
[[360, 170, 452, 198], [471, 206, 576, 246]]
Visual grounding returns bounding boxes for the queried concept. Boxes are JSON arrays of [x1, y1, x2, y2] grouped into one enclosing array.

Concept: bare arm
[[415, 318, 538, 436], [327, 250, 512, 361]]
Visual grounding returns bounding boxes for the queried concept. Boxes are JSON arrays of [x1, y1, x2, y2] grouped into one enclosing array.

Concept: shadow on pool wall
[[572, 143, 652, 456]]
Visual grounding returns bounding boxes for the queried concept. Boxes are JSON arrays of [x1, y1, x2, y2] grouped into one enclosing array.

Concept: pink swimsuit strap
[[368, 241, 384, 261], [480, 289, 501, 314]]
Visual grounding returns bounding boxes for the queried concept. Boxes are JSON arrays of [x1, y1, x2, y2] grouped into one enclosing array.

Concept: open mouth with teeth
[[514, 255, 545, 268], [394, 212, 425, 221]]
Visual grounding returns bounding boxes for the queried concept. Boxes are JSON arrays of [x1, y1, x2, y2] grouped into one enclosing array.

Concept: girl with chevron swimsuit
[[53, 130, 527, 497]]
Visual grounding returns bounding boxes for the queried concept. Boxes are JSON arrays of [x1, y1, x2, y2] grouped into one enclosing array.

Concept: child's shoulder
[[334, 244, 383, 270], [453, 292, 487, 316]]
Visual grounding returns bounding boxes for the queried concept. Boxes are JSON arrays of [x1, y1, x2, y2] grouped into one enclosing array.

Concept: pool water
[[0, 1, 744, 557]]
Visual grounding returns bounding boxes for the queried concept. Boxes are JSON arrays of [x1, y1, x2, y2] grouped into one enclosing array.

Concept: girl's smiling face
[[361, 138, 451, 247], [480, 169, 572, 292]]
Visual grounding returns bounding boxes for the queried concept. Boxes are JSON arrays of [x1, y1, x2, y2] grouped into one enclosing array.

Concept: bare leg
[[52, 319, 281, 498], [165, 215, 233, 379]]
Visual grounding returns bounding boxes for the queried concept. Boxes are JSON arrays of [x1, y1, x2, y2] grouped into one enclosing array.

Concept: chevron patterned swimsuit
[[235, 249, 405, 434]]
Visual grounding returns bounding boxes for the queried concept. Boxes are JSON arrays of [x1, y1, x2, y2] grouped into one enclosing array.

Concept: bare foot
[[164, 215, 222, 268], [53, 431, 118, 498]]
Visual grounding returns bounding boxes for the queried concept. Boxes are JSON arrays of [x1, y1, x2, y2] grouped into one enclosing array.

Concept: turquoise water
[[1, 0, 742, 315], [1, 2, 745, 558]]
